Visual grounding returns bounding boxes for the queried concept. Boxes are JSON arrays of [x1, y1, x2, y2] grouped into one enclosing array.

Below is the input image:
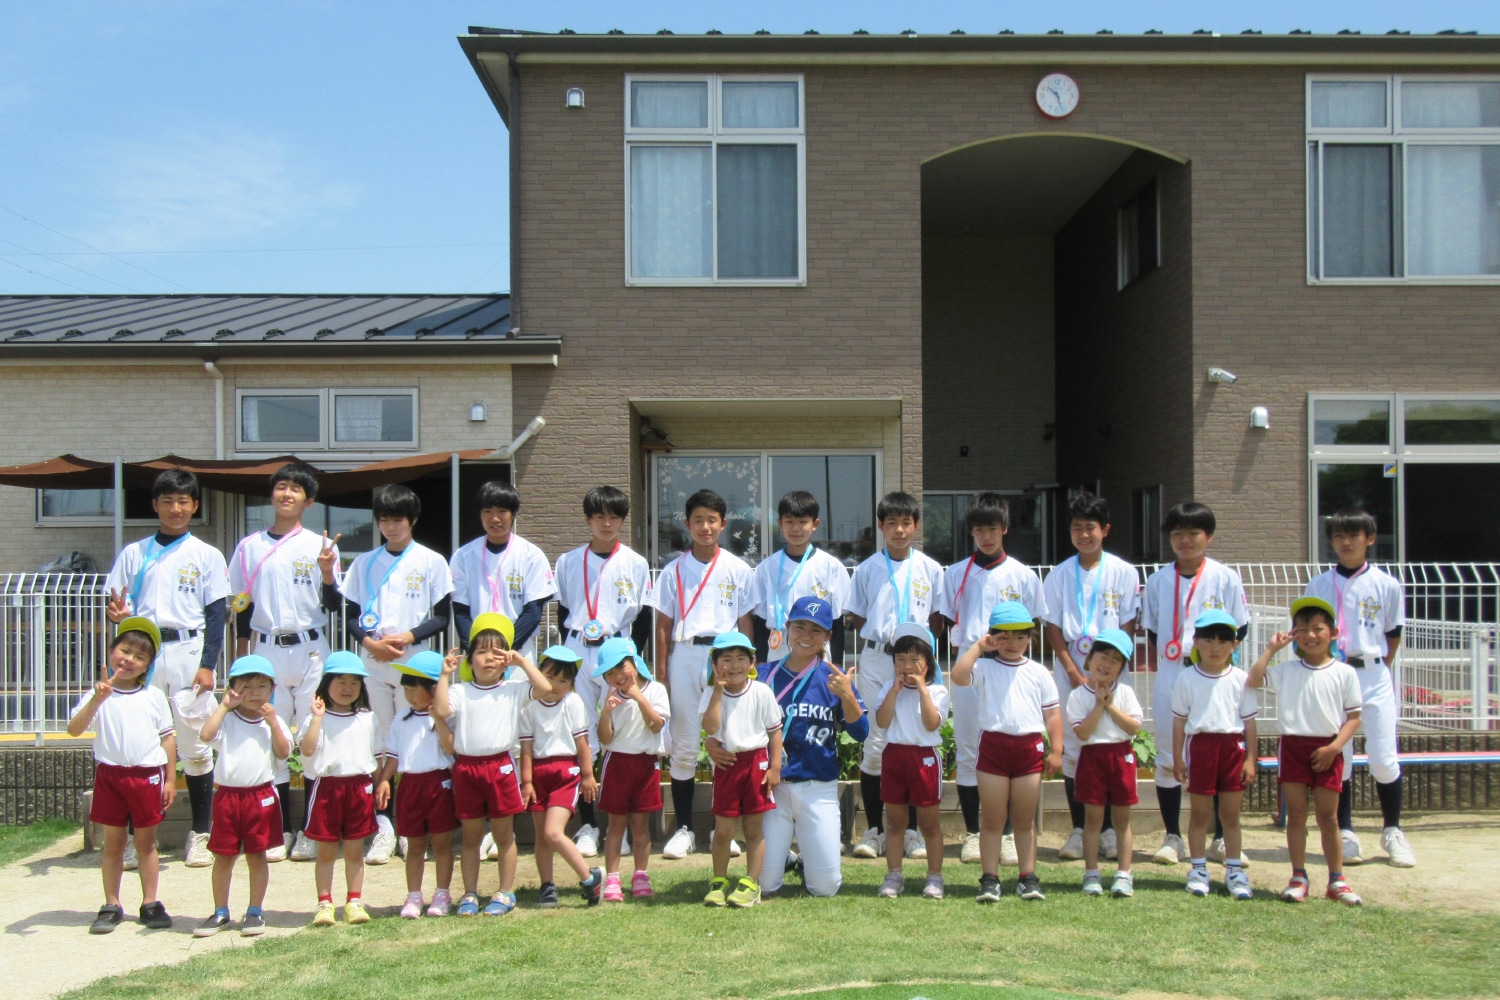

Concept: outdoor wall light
[[566, 87, 585, 108], [1206, 367, 1238, 384], [469, 401, 488, 422], [1250, 406, 1270, 430]]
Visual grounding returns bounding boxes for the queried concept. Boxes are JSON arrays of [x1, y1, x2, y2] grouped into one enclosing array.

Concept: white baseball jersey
[[300, 709, 382, 777], [228, 527, 337, 634], [1305, 564, 1405, 662], [1264, 659, 1363, 738], [450, 533, 556, 621], [553, 542, 652, 635], [939, 554, 1048, 647], [385, 710, 454, 774], [970, 657, 1060, 735], [1171, 666, 1258, 734], [210, 710, 292, 787], [597, 680, 671, 755], [751, 545, 852, 628], [649, 548, 754, 639], [700, 682, 783, 753], [847, 549, 944, 645], [76, 685, 174, 767], [873, 681, 950, 748], [340, 542, 454, 651], [1041, 553, 1141, 639], [519, 691, 589, 759], [106, 533, 231, 629], [1065, 682, 1144, 746], [446, 679, 530, 757], [1141, 558, 1249, 664]]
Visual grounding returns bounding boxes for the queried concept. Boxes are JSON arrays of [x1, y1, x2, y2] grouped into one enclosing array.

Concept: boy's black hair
[[966, 492, 1011, 531], [777, 490, 820, 520], [476, 480, 521, 514], [1068, 491, 1110, 527], [684, 489, 727, 520], [373, 483, 421, 522], [152, 468, 201, 503], [1194, 622, 1239, 644], [582, 485, 630, 519], [1326, 507, 1378, 539], [1163, 500, 1216, 535], [270, 462, 320, 501], [876, 491, 921, 524], [891, 633, 938, 684], [1293, 605, 1337, 629], [540, 656, 580, 684], [315, 670, 371, 712]]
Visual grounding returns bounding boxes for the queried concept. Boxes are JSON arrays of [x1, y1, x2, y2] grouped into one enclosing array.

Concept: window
[[1117, 179, 1160, 290], [921, 492, 1049, 566], [236, 388, 417, 452], [36, 487, 207, 527], [626, 75, 805, 285], [244, 501, 375, 557], [1130, 486, 1163, 564], [1308, 76, 1500, 282]]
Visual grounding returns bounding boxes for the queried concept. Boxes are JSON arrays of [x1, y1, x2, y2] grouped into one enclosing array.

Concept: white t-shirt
[[446, 679, 530, 757], [649, 548, 754, 641], [228, 527, 337, 635], [106, 533, 231, 629], [450, 534, 557, 621], [970, 657, 1060, 735], [553, 542, 652, 635], [1171, 666, 1258, 735], [873, 681, 951, 748], [751, 546, 852, 628], [1065, 682, 1144, 746], [77, 685, 174, 767], [938, 554, 1048, 647], [300, 709, 382, 778], [520, 692, 589, 759], [1305, 564, 1405, 662], [1264, 659, 1363, 738], [1141, 558, 1249, 666], [210, 710, 292, 787], [699, 682, 783, 753], [1041, 553, 1141, 640], [847, 550, 945, 645], [597, 680, 671, 755], [340, 542, 454, 658], [384, 710, 454, 774]]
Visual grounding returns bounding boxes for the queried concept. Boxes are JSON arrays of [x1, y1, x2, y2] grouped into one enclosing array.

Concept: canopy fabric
[[0, 454, 115, 490]]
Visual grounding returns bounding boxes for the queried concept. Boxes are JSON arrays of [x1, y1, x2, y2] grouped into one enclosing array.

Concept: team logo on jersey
[[291, 557, 316, 586], [405, 572, 427, 598], [1358, 596, 1382, 626], [506, 569, 525, 599], [1103, 588, 1121, 612], [176, 564, 200, 593], [717, 579, 738, 602], [614, 577, 636, 604], [812, 583, 831, 599], [1202, 595, 1225, 611], [996, 584, 1022, 603], [912, 577, 931, 604]]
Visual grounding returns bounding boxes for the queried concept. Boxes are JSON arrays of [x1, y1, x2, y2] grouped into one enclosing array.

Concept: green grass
[[0, 817, 80, 867], [64, 862, 1500, 1000]]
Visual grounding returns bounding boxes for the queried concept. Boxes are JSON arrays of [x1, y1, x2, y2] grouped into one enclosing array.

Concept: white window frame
[[624, 74, 807, 287], [35, 489, 212, 528], [235, 387, 418, 454], [1307, 73, 1500, 285]]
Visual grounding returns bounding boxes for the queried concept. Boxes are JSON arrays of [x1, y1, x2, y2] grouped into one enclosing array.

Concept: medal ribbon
[[362, 545, 412, 624], [771, 657, 820, 704], [481, 541, 514, 614], [882, 550, 913, 634], [1167, 565, 1205, 660], [1075, 555, 1104, 640], [582, 542, 620, 622], [236, 526, 303, 600], [675, 547, 722, 629], [771, 545, 813, 631], [1331, 563, 1369, 659], [129, 533, 191, 610]]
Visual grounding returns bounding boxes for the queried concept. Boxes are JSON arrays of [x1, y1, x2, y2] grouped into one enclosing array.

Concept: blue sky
[[1, 1, 1496, 295]]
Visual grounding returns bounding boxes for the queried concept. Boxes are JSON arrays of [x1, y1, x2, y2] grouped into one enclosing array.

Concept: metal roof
[[0, 294, 559, 361]]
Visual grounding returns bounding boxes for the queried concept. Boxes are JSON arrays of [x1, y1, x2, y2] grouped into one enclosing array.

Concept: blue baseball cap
[[322, 649, 368, 679], [787, 596, 834, 632], [891, 621, 942, 684], [540, 645, 584, 665], [227, 654, 275, 680], [592, 637, 653, 682], [1091, 628, 1136, 662], [394, 649, 444, 682], [988, 601, 1035, 630]]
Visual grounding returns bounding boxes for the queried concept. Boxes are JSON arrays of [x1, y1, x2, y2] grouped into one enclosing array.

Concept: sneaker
[[1281, 875, 1310, 903], [1342, 829, 1365, 866], [619, 829, 631, 855], [184, 831, 213, 868], [397, 836, 408, 858], [900, 828, 926, 859], [1059, 828, 1085, 861], [663, 826, 696, 860], [1326, 878, 1363, 906], [922, 873, 945, 899], [1207, 837, 1227, 864], [456, 892, 481, 917], [581, 867, 603, 906], [121, 840, 139, 871], [366, 824, 397, 865], [1016, 873, 1045, 900], [289, 831, 318, 862], [960, 832, 982, 864], [400, 891, 425, 919], [265, 832, 291, 863], [711, 832, 742, 858], [1082, 872, 1104, 896], [784, 849, 800, 872], [537, 882, 559, 909], [852, 826, 884, 859], [631, 871, 653, 899], [602, 873, 625, 903], [574, 824, 600, 858], [878, 870, 905, 898], [344, 899, 371, 925], [1226, 867, 1253, 901], [241, 912, 267, 936], [1101, 828, 1118, 860], [483, 891, 516, 916], [138, 901, 172, 930], [89, 903, 125, 934], [1111, 871, 1135, 897], [480, 832, 499, 861], [726, 876, 761, 908], [1153, 833, 1185, 865], [1382, 827, 1416, 868], [194, 911, 230, 937], [1000, 833, 1019, 867], [1240, 851, 1252, 868], [311, 900, 337, 927], [1186, 866, 1211, 897], [976, 873, 1003, 903], [427, 889, 452, 916], [704, 876, 729, 907]]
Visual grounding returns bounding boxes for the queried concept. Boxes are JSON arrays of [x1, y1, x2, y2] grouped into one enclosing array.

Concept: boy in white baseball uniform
[[935, 493, 1047, 867], [335, 484, 454, 864], [450, 480, 556, 667], [1304, 508, 1415, 868], [1041, 492, 1140, 864], [228, 462, 339, 861], [552, 485, 654, 857], [104, 469, 229, 869], [1140, 501, 1248, 865], [846, 492, 945, 862], [751, 490, 852, 664], [649, 488, 755, 860]]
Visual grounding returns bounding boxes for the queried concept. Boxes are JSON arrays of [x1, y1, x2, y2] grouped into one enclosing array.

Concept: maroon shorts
[[395, 769, 459, 838], [710, 747, 776, 818], [977, 731, 1046, 779], [881, 743, 943, 807], [1186, 732, 1248, 796], [304, 774, 378, 843], [598, 752, 663, 815], [90, 764, 167, 829], [529, 755, 585, 814], [208, 783, 283, 856], [1075, 742, 1140, 807], [452, 753, 524, 821], [1278, 735, 1345, 792]]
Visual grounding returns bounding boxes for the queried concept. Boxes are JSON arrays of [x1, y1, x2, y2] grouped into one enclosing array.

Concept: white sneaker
[[397, 836, 408, 859], [573, 824, 599, 858], [366, 822, 397, 865], [852, 826, 885, 859], [1342, 829, 1364, 865], [1100, 828, 1118, 860], [1000, 832, 1019, 868], [121, 839, 139, 871], [183, 831, 212, 868], [1207, 837, 1226, 864], [619, 829, 630, 855], [709, 831, 742, 857], [1153, 833, 1185, 865], [662, 826, 696, 860], [1381, 826, 1416, 868], [903, 829, 927, 860], [960, 832, 982, 864], [289, 831, 318, 862], [265, 832, 292, 863], [1058, 828, 1084, 861], [480, 832, 499, 860]]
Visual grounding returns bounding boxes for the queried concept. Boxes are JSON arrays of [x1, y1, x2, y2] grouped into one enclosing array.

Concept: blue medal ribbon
[[1074, 555, 1104, 640], [771, 545, 814, 630], [361, 545, 412, 628], [129, 533, 190, 611], [882, 550, 912, 634]]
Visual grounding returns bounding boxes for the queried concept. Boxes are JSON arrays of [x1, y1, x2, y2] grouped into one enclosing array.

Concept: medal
[[358, 544, 411, 637], [234, 526, 304, 615], [1163, 639, 1182, 661], [582, 619, 606, 644], [770, 545, 813, 645], [1073, 635, 1094, 657], [768, 629, 784, 650], [231, 592, 251, 613], [359, 610, 381, 631], [580, 542, 619, 646], [1162, 564, 1204, 664]]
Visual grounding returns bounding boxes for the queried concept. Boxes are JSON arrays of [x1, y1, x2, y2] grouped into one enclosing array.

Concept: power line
[[0, 256, 91, 293], [0, 202, 190, 290], [0, 236, 141, 293], [0, 241, 508, 256]]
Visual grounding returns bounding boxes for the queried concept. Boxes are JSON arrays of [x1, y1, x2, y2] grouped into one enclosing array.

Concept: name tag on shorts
[[922, 757, 935, 767], [1237, 742, 1245, 750], [1125, 753, 1135, 764], [500, 764, 514, 775], [758, 760, 769, 770], [148, 774, 161, 785], [441, 780, 452, 789], [364, 784, 374, 794], [1035, 743, 1045, 753], [568, 767, 580, 776], [261, 795, 276, 808]]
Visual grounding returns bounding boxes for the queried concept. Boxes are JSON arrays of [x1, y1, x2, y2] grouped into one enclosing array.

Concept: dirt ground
[[2, 813, 1496, 1000]]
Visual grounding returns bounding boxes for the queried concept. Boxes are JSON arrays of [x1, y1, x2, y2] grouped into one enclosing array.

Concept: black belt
[[256, 628, 321, 648], [1346, 657, 1381, 668], [158, 627, 200, 644], [568, 629, 621, 648], [862, 640, 894, 655], [690, 636, 716, 647]]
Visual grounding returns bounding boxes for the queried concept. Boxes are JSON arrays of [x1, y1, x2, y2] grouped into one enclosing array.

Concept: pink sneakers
[[400, 892, 424, 919], [426, 888, 452, 917], [631, 871, 653, 899], [602, 873, 625, 903]]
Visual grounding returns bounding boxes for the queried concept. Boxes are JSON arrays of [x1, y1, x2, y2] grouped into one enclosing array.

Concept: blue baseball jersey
[[758, 658, 868, 783]]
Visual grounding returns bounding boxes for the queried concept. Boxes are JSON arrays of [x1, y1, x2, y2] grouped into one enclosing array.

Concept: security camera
[[1206, 367, 1238, 385]]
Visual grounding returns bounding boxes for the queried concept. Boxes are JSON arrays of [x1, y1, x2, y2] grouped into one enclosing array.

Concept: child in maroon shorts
[[594, 637, 670, 901], [196, 655, 292, 937], [520, 646, 603, 908], [69, 617, 178, 934], [1249, 596, 1365, 906]]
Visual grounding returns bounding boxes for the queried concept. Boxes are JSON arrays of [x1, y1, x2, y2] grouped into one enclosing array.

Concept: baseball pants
[[758, 779, 844, 897], [255, 636, 329, 785], [152, 636, 215, 777], [359, 651, 403, 750], [1052, 665, 1085, 780], [854, 650, 895, 777], [563, 632, 605, 754], [1342, 661, 1401, 785], [1152, 663, 1184, 790], [666, 642, 711, 782]]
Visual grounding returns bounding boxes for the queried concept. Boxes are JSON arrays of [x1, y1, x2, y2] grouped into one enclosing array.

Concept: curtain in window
[[335, 395, 385, 442], [1402, 82, 1500, 128], [1322, 145, 1393, 277], [721, 82, 799, 128], [1408, 145, 1500, 275], [631, 82, 708, 128], [631, 146, 712, 277], [717, 145, 797, 278], [1311, 81, 1387, 128]]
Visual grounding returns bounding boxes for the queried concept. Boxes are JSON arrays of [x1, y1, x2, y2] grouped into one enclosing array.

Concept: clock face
[[1035, 73, 1080, 118]]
